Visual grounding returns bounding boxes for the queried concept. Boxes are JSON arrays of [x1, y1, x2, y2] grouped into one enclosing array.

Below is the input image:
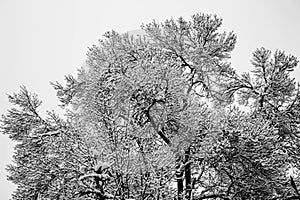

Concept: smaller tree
[[1, 86, 118, 199], [222, 48, 300, 199]]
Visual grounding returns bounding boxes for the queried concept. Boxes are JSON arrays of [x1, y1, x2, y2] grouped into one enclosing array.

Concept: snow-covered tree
[[2, 13, 300, 200], [223, 48, 300, 199], [52, 13, 236, 200]]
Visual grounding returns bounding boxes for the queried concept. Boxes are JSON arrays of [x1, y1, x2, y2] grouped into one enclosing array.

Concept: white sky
[[0, 0, 299, 199]]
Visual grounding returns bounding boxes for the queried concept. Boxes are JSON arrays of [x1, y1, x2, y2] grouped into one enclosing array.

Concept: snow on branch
[[79, 173, 111, 181]]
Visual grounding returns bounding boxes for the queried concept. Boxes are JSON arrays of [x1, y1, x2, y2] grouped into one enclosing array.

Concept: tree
[[58, 13, 236, 200], [1, 86, 79, 199], [222, 48, 300, 199], [1, 13, 300, 200], [1, 86, 120, 199]]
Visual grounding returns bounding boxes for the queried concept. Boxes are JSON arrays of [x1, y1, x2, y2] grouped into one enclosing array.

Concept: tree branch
[[195, 193, 230, 200], [146, 100, 172, 146], [79, 173, 111, 181], [30, 130, 62, 138]]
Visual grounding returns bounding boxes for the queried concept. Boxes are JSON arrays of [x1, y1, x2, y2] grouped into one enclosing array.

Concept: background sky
[[0, 0, 299, 199]]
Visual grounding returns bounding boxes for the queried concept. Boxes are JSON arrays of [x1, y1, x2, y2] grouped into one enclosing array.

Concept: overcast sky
[[0, 0, 300, 199]]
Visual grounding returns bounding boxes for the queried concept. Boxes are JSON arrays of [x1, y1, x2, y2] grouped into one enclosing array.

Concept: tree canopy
[[1, 13, 300, 200]]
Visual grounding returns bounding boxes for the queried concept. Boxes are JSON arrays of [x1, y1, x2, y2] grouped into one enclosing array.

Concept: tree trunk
[[176, 154, 183, 200], [185, 147, 192, 200]]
